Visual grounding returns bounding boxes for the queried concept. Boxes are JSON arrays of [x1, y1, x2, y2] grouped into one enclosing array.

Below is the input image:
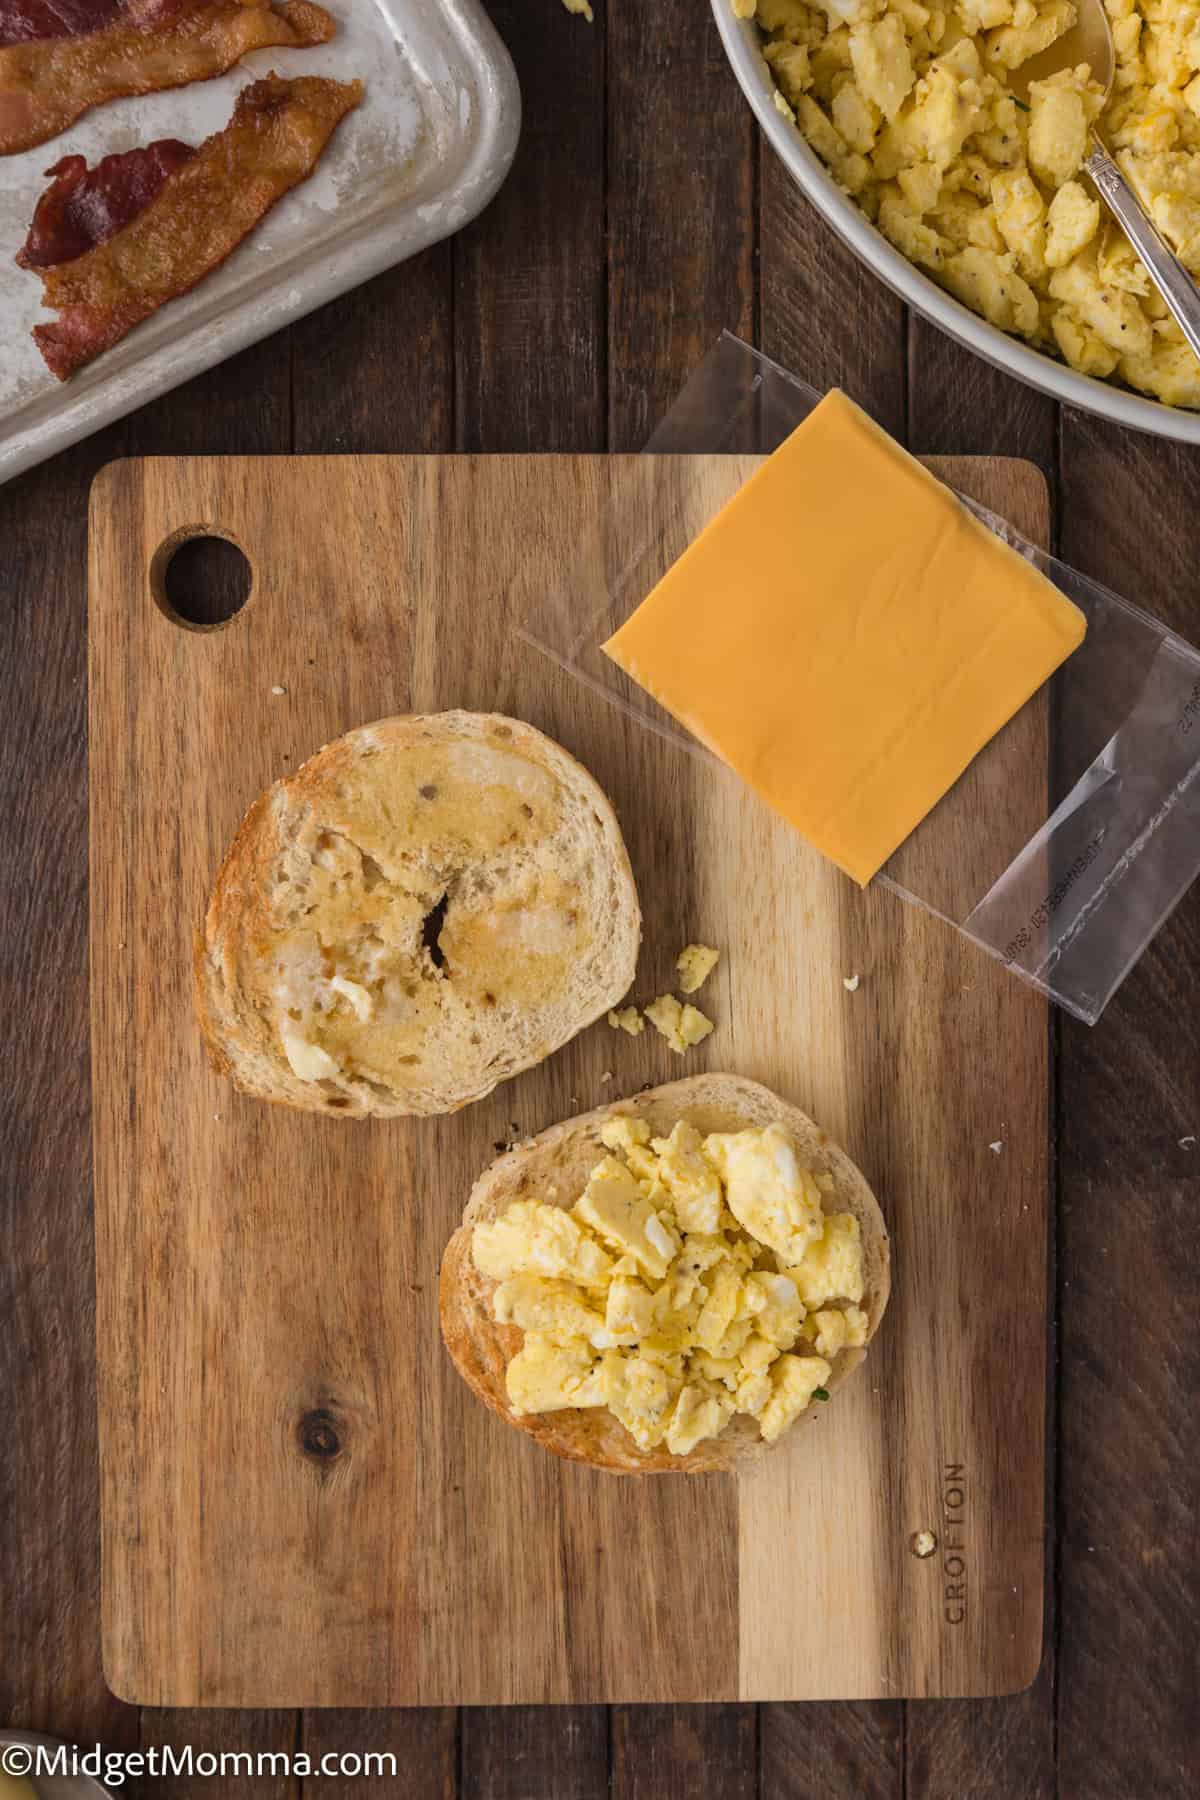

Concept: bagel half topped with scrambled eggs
[[439, 1075, 890, 1472], [196, 711, 640, 1117]]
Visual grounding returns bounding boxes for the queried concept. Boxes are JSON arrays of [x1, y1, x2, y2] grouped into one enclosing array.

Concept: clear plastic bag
[[520, 333, 1200, 1024]]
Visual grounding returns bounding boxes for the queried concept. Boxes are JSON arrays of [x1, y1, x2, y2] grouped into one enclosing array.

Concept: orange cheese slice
[[603, 389, 1086, 886]]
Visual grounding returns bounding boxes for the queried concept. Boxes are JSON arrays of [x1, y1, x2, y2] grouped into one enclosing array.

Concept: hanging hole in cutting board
[[152, 529, 253, 631]]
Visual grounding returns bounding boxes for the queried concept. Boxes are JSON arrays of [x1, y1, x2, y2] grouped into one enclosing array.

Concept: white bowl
[[712, 1, 1200, 443]]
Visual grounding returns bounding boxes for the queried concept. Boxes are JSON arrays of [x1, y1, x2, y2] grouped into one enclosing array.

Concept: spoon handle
[[1084, 131, 1200, 364]]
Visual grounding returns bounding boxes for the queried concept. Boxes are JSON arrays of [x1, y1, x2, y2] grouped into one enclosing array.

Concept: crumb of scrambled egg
[[471, 1117, 871, 1455], [749, 0, 1200, 406], [608, 1005, 645, 1036], [645, 993, 715, 1052], [561, 0, 593, 21], [676, 942, 721, 993]]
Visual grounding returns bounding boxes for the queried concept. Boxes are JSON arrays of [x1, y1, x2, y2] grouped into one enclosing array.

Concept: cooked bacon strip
[[0, 0, 189, 49], [18, 139, 194, 267], [0, 0, 335, 154], [27, 74, 362, 379]]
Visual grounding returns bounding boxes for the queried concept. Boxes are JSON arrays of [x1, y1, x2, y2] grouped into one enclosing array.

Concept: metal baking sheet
[[0, 0, 520, 485]]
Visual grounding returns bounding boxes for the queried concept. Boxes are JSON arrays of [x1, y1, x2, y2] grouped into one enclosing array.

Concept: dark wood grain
[[119, 337, 294, 458], [611, 1706, 756, 1800], [606, 0, 755, 448], [760, 1700, 902, 1799], [290, 247, 454, 455], [461, 1707, 608, 1800], [906, 1684, 1056, 1800], [759, 156, 905, 435], [0, 441, 129, 1761], [303, 1710, 456, 1797], [1055, 412, 1200, 1800], [906, 320, 1057, 474], [453, 0, 604, 453], [139, 1711, 299, 1799]]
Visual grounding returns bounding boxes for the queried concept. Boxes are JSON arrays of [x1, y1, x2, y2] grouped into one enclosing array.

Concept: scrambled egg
[[749, 0, 1200, 406], [605, 945, 720, 1047], [676, 942, 721, 993], [645, 993, 715, 1052], [471, 1116, 871, 1456]]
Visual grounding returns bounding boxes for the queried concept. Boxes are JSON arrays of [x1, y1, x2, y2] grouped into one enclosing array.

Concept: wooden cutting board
[[89, 451, 1050, 1706]]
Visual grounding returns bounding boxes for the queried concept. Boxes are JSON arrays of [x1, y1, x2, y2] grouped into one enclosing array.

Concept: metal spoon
[[1011, 0, 1200, 362]]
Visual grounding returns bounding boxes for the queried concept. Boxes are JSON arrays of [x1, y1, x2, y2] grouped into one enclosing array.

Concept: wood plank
[[606, 0, 755, 449], [303, 1709, 457, 1797], [760, 1700, 902, 1799], [759, 157, 906, 435], [289, 248, 453, 455], [452, 0, 605, 453], [461, 1707, 607, 1800], [119, 338, 294, 458], [906, 1685, 1055, 1799], [0, 445, 134, 1752], [1055, 411, 1200, 1800], [611, 1706, 756, 1800], [906, 320, 1057, 472], [139, 1710, 298, 1798]]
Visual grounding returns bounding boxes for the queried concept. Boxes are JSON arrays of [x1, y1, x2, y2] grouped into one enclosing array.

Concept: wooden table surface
[[1, 2, 1196, 1794]]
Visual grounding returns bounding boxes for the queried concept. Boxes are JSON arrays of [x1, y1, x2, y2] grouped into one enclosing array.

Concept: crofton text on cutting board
[[89, 453, 1049, 1706]]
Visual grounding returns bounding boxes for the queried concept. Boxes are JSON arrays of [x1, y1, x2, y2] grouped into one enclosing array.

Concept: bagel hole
[[422, 893, 449, 971]]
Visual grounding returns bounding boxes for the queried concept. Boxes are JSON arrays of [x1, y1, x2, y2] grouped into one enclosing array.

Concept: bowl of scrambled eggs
[[439, 1074, 890, 1472], [714, 0, 1200, 439]]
